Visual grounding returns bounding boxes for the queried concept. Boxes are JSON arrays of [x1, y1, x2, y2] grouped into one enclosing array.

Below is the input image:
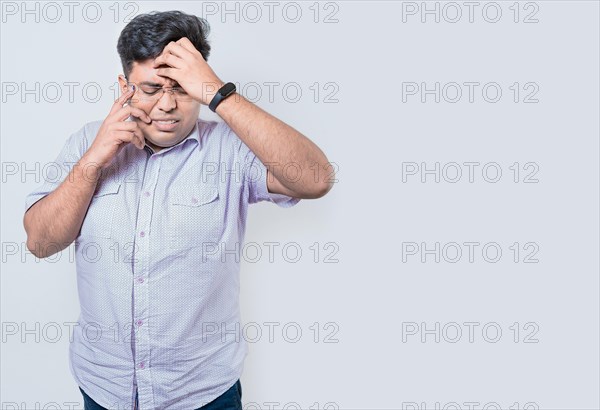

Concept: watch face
[[220, 82, 236, 96]]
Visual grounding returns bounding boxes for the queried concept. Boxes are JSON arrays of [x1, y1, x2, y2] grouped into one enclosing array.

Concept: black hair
[[117, 10, 211, 79]]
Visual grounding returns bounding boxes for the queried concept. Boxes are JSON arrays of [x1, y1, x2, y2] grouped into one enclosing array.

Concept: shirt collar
[[144, 120, 200, 155]]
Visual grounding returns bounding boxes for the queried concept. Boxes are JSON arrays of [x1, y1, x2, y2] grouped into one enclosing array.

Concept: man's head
[[116, 11, 212, 151]]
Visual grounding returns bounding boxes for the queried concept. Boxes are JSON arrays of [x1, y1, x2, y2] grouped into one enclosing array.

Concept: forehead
[[129, 60, 177, 86]]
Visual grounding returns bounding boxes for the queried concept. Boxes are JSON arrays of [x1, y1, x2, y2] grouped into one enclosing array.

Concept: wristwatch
[[209, 82, 236, 112]]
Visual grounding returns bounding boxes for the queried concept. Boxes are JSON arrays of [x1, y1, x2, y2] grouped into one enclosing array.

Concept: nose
[[155, 89, 177, 112]]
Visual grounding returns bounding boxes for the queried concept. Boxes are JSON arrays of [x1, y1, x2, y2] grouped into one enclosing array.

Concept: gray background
[[1, 1, 599, 409]]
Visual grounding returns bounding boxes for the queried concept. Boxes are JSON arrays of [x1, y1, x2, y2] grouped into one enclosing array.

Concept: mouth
[[153, 119, 179, 124], [152, 119, 180, 131]]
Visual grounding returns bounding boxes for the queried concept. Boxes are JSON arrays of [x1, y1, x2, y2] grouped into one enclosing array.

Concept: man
[[23, 10, 333, 410]]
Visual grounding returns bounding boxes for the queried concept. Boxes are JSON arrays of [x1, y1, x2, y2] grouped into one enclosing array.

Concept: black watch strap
[[209, 82, 236, 112]]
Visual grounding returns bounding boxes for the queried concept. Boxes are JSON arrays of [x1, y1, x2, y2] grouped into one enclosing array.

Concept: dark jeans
[[79, 379, 242, 410]]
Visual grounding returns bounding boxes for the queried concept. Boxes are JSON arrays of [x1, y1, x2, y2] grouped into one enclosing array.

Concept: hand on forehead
[[131, 60, 178, 86], [152, 62, 178, 86]]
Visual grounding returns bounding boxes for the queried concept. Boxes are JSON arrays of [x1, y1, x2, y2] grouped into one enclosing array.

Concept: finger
[[155, 41, 193, 63], [114, 122, 145, 149], [155, 67, 178, 81], [133, 128, 145, 149], [176, 37, 197, 54], [127, 107, 152, 124], [153, 52, 184, 69], [176, 37, 190, 48], [169, 41, 193, 58], [114, 105, 151, 124], [110, 87, 135, 115], [127, 128, 144, 149], [129, 131, 144, 150], [113, 121, 138, 131], [116, 129, 144, 150]]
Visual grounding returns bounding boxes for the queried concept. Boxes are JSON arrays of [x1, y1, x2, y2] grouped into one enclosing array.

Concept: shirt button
[[140, 231, 145, 237], [191, 197, 198, 204], [137, 277, 144, 284], [144, 191, 150, 197], [136, 320, 143, 327], [138, 362, 145, 369]]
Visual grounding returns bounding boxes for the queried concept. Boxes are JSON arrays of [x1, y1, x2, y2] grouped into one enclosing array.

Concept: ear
[[118, 74, 128, 92]]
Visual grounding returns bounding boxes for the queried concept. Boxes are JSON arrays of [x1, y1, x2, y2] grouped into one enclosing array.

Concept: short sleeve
[[24, 124, 87, 213], [227, 123, 300, 207], [246, 154, 301, 207]]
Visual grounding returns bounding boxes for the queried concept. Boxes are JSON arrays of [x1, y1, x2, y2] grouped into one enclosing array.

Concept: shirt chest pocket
[[79, 179, 122, 239], [167, 186, 222, 250]]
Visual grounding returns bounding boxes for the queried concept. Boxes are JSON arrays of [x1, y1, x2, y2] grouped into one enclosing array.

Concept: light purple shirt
[[24, 118, 300, 409]]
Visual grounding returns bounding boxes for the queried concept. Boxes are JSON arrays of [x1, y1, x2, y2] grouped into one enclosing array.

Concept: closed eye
[[140, 86, 187, 95], [140, 86, 162, 95]]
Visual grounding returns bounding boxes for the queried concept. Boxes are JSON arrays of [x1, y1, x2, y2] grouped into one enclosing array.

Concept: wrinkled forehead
[[129, 59, 178, 87]]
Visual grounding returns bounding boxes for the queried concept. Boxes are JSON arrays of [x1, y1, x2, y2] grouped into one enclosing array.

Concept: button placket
[[132, 154, 161, 407]]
